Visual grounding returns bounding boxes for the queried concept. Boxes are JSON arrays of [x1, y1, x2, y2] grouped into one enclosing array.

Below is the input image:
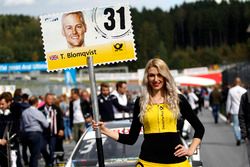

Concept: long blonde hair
[[139, 58, 180, 123]]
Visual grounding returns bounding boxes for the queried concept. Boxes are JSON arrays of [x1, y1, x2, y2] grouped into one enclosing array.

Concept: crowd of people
[[0, 81, 134, 167]]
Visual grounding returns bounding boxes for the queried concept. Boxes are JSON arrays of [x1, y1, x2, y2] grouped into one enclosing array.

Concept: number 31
[[104, 7, 125, 31]]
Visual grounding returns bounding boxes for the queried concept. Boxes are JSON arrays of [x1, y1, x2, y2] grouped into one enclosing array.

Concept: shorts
[[136, 159, 191, 167]]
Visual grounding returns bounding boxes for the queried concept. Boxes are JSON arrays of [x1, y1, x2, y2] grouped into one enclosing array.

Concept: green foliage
[[0, 46, 15, 62], [0, 15, 44, 63], [130, 0, 250, 70], [0, 0, 250, 71]]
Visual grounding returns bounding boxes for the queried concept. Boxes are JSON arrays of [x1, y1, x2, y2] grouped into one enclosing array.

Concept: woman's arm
[[175, 94, 205, 157], [175, 138, 201, 157], [92, 97, 142, 145], [179, 94, 205, 139], [92, 121, 119, 141]]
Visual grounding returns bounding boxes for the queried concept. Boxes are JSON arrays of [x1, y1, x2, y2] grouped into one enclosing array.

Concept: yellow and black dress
[[117, 94, 205, 167]]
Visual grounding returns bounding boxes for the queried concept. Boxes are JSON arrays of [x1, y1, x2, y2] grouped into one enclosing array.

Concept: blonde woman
[[92, 58, 205, 166]]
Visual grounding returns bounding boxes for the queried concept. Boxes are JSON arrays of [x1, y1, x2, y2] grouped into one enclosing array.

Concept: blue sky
[[0, 0, 206, 16]]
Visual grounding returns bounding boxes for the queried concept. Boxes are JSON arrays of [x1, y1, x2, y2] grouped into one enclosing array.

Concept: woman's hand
[[91, 120, 119, 141], [174, 144, 193, 157], [0, 139, 7, 146], [92, 120, 106, 133]]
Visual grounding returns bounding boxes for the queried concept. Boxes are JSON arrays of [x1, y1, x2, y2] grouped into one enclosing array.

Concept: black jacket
[[0, 111, 19, 150], [239, 89, 250, 139], [98, 94, 130, 121], [98, 94, 115, 121], [111, 95, 129, 113], [38, 104, 64, 137]]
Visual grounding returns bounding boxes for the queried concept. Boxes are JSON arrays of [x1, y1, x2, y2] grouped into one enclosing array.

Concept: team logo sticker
[[40, 4, 136, 71]]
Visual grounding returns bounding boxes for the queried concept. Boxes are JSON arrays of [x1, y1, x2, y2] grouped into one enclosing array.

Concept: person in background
[[69, 88, 86, 143], [59, 94, 72, 143], [13, 88, 22, 103], [12, 90, 26, 167], [226, 77, 247, 146], [80, 90, 92, 128], [111, 81, 130, 119], [194, 87, 202, 113], [38, 95, 45, 108], [98, 83, 115, 122], [112, 81, 128, 106], [39, 93, 64, 166], [20, 94, 30, 110], [210, 84, 222, 124], [179, 87, 188, 99], [187, 87, 199, 115], [93, 58, 204, 167], [21, 96, 49, 167], [199, 87, 209, 112], [52, 95, 65, 162], [239, 85, 250, 165], [203, 91, 210, 112], [0, 92, 23, 167], [222, 84, 231, 123], [12, 88, 24, 125], [20, 93, 30, 166], [11, 88, 24, 126]]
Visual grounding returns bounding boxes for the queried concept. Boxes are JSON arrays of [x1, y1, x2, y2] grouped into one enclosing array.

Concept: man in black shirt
[[98, 83, 129, 122], [98, 83, 115, 122], [0, 92, 22, 167]]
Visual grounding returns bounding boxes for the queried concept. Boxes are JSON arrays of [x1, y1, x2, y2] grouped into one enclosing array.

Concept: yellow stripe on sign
[[46, 40, 136, 71]]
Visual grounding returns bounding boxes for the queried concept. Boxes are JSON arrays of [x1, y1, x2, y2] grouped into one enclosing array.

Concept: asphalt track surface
[[199, 110, 249, 167]]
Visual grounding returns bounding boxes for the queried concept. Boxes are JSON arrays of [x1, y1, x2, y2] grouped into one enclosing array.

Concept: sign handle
[[87, 56, 105, 167]]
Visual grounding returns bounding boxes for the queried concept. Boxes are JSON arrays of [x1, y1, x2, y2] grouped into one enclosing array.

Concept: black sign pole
[[87, 56, 105, 167]]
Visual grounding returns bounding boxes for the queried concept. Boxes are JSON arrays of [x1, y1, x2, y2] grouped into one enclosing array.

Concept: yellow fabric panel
[[143, 104, 177, 134], [136, 159, 191, 167]]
